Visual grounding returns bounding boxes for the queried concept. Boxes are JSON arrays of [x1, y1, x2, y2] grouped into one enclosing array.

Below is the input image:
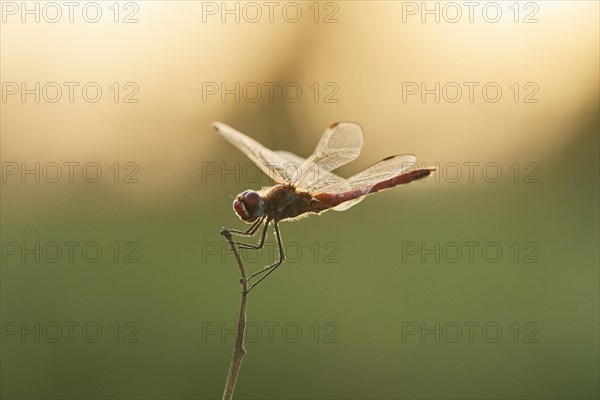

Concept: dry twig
[[220, 228, 248, 400]]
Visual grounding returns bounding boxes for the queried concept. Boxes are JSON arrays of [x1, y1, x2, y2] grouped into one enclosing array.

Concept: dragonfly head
[[233, 190, 265, 223]]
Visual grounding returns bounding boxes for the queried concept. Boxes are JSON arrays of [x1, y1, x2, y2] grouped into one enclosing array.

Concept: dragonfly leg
[[234, 219, 270, 250], [246, 221, 285, 293], [223, 216, 264, 237]]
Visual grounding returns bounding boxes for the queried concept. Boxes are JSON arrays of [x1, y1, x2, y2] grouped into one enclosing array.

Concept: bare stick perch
[[220, 228, 248, 400]]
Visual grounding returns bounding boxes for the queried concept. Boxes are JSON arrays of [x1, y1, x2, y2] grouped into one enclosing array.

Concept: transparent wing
[[275, 150, 306, 167], [317, 154, 417, 211], [276, 150, 349, 192], [213, 122, 294, 183], [292, 122, 363, 191]]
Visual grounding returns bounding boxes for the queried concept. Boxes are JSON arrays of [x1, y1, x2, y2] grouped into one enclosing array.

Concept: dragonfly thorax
[[233, 190, 265, 223]]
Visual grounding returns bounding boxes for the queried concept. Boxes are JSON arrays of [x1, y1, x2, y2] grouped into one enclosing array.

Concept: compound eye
[[244, 191, 261, 207]]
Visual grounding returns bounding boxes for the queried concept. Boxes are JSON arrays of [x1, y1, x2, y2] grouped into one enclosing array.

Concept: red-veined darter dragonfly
[[214, 121, 434, 292]]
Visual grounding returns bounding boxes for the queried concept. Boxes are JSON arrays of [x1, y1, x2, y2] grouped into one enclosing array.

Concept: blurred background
[[1, 1, 598, 399]]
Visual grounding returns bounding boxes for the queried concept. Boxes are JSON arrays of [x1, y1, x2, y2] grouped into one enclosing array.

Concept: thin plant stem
[[220, 228, 248, 400]]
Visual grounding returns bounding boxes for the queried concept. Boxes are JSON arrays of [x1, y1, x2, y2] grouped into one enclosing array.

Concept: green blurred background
[[1, 1, 598, 399]]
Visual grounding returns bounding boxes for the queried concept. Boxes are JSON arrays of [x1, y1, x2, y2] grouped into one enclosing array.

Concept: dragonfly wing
[[329, 198, 363, 211], [273, 150, 311, 183], [316, 154, 418, 211], [275, 150, 306, 166], [335, 154, 417, 192], [292, 122, 363, 191], [277, 152, 349, 194], [213, 122, 294, 183]]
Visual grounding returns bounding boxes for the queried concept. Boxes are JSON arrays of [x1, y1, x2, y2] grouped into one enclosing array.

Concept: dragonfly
[[214, 121, 435, 293]]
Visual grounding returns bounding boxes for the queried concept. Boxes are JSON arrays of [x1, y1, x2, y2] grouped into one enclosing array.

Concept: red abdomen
[[311, 168, 434, 212]]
